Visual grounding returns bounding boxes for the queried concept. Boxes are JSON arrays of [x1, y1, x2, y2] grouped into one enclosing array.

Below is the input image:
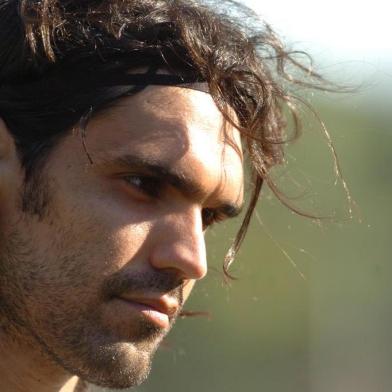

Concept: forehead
[[101, 86, 239, 147], [89, 86, 244, 202]]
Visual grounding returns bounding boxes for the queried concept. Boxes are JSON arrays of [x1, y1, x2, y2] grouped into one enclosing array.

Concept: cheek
[[21, 209, 151, 299], [102, 222, 152, 272], [57, 220, 152, 286], [47, 188, 154, 277], [11, 218, 152, 326]]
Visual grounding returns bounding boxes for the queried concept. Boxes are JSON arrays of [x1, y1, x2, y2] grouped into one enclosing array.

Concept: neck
[[0, 329, 84, 392]]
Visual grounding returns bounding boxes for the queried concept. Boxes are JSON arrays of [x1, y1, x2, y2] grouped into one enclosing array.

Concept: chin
[[71, 339, 160, 389], [30, 316, 166, 390], [29, 295, 172, 389]]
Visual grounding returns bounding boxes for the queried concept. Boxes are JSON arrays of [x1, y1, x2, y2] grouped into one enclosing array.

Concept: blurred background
[[98, 1, 392, 391]]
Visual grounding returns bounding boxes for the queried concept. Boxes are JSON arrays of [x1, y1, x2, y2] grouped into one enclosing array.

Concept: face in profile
[[0, 86, 244, 389]]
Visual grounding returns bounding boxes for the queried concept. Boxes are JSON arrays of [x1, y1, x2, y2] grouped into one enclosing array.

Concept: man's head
[[0, 84, 243, 388], [0, 0, 318, 389]]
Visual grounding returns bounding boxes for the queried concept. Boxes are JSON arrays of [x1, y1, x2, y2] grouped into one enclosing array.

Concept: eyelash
[[201, 208, 225, 229], [123, 175, 225, 228], [123, 175, 162, 198]]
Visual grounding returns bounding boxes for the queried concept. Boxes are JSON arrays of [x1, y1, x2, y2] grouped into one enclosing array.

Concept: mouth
[[114, 295, 179, 330]]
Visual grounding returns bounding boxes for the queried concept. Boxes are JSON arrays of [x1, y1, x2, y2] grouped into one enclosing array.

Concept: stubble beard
[[0, 178, 184, 389]]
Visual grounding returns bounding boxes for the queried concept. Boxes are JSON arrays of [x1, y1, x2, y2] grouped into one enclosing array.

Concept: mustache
[[100, 269, 184, 304]]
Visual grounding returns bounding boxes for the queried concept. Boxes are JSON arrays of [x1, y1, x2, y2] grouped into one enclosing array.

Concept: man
[[0, 0, 320, 391]]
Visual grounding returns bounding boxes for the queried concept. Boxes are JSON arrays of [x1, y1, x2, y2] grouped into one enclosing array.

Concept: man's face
[[0, 86, 243, 388]]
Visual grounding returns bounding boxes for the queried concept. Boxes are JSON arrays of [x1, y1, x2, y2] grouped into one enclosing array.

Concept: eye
[[202, 208, 224, 229], [123, 175, 163, 198]]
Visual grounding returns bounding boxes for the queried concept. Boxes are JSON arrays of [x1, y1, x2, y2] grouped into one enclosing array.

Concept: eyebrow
[[96, 153, 243, 219]]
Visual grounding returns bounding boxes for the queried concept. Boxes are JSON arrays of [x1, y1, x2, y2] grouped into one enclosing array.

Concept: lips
[[115, 294, 179, 329]]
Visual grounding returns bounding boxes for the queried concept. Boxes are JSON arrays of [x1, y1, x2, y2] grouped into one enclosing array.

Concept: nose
[[149, 206, 208, 281]]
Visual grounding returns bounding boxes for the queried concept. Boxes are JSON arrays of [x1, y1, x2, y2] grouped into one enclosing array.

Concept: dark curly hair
[[0, 0, 337, 276]]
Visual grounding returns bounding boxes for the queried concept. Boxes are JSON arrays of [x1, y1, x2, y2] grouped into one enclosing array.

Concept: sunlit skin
[[0, 86, 244, 392]]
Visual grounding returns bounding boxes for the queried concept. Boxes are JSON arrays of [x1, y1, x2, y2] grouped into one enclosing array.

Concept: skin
[[0, 86, 244, 391]]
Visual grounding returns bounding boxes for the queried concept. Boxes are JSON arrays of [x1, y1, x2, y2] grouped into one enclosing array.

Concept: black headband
[[100, 66, 210, 94]]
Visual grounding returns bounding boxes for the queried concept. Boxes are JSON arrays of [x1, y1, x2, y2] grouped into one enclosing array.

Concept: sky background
[[241, 0, 392, 77]]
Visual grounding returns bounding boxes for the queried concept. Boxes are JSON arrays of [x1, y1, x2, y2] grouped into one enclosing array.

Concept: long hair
[[0, 0, 333, 276]]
